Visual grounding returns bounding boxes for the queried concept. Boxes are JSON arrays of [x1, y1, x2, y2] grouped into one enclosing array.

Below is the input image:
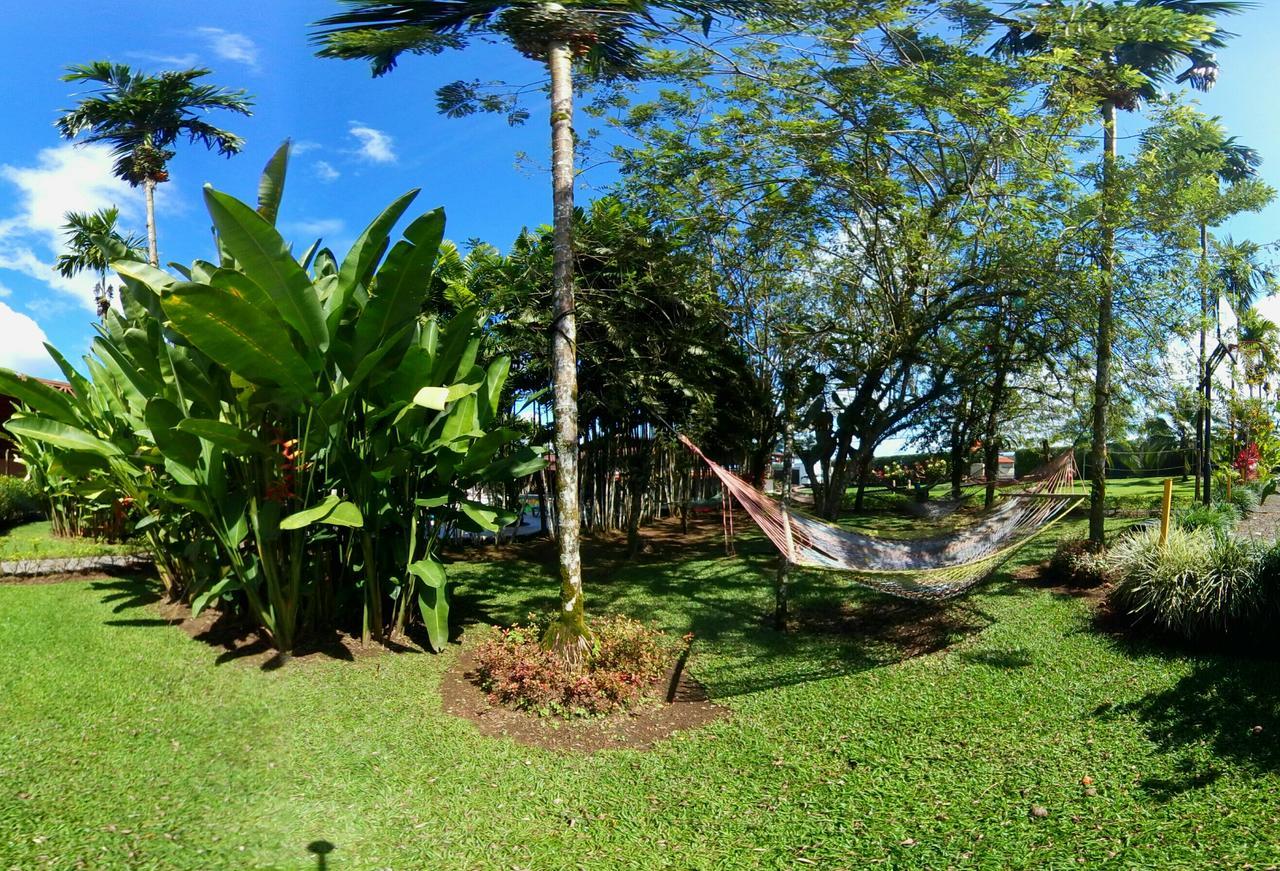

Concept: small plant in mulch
[[472, 615, 690, 718], [1047, 539, 1115, 588]]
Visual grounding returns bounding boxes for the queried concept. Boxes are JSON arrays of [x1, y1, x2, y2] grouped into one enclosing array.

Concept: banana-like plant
[[4, 143, 542, 653]]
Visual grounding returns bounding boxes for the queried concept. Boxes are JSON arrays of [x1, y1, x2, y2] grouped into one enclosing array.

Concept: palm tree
[[54, 207, 146, 318], [1216, 237, 1276, 314], [992, 0, 1250, 543], [56, 62, 253, 266], [312, 0, 766, 659], [1237, 306, 1280, 395]]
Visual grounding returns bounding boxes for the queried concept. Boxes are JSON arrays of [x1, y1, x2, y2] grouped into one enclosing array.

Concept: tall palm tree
[[54, 207, 146, 318], [1237, 306, 1280, 395], [56, 62, 253, 266], [992, 0, 1250, 543], [312, 0, 766, 659], [1216, 236, 1276, 314]]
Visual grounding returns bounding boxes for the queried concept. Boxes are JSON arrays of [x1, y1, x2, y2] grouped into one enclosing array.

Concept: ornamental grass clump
[[1107, 526, 1271, 642], [1177, 503, 1240, 535], [473, 615, 687, 717]]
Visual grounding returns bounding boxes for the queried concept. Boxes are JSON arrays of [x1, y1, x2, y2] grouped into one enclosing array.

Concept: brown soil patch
[[0, 571, 108, 585], [1017, 560, 1113, 604], [440, 646, 728, 752], [792, 598, 990, 659], [147, 599, 425, 670]]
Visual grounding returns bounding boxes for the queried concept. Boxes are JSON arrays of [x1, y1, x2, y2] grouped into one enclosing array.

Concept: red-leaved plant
[[472, 615, 690, 717]]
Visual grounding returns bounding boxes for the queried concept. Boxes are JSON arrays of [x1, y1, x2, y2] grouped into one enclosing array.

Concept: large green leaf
[[354, 208, 446, 358], [411, 380, 481, 411], [279, 494, 364, 530], [145, 397, 201, 469], [335, 189, 419, 312], [5, 417, 122, 458], [203, 187, 328, 352], [162, 282, 317, 402], [478, 355, 510, 423], [176, 419, 271, 457], [256, 141, 290, 226], [409, 559, 449, 652], [0, 369, 78, 424], [112, 260, 178, 295]]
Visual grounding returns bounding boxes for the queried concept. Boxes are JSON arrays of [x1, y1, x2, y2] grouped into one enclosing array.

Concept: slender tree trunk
[[1089, 103, 1118, 544], [144, 177, 159, 267], [541, 42, 590, 660], [1196, 223, 1208, 503], [775, 404, 795, 630]]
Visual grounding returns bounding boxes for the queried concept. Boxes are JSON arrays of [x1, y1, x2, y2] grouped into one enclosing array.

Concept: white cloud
[[0, 144, 144, 312], [349, 123, 396, 164], [196, 27, 259, 71], [314, 160, 340, 183], [0, 301, 50, 371], [292, 141, 322, 155]]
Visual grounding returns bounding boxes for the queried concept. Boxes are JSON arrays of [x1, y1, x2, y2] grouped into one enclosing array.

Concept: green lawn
[[0, 521, 141, 563], [0, 521, 140, 563], [2, 515, 1278, 868]]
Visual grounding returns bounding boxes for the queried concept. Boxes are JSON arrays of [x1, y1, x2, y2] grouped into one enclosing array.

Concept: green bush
[[0, 476, 42, 526], [1227, 484, 1261, 517], [1047, 539, 1113, 587], [1177, 503, 1240, 535], [1107, 527, 1272, 641]]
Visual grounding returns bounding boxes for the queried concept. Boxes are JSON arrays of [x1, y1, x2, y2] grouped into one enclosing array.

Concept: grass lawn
[[3, 515, 1279, 868], [0, 521, 140, 562]]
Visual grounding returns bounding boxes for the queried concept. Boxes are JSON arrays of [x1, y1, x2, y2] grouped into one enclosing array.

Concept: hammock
[[679, 436, 1082, 601]]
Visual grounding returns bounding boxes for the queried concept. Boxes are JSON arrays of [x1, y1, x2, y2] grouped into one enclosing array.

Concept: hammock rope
[[679, 435, 1082, 601]]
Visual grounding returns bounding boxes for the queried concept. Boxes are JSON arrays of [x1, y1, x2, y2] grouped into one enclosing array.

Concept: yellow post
[[1159, 478, 1173, 546]]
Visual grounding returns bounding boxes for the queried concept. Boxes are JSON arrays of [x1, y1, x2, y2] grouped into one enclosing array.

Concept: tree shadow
[[90, 575, 163, 613], [1094, 656, 1280, 797]]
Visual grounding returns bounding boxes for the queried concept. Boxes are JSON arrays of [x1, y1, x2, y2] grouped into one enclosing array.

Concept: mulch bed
[[440, 646, 728, 753], [1015, 560, 1113, 604]]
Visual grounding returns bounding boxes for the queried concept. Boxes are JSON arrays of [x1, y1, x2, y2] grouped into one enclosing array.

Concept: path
[[0, 553, 150, 578], [1237, 495, 1280, 542]]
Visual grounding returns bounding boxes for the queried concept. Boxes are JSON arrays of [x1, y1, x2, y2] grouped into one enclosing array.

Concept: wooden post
[[1159, 478, 1173, 546]]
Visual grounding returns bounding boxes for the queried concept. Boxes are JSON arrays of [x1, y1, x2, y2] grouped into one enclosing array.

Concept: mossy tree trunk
[[542, 40, 591, 661]]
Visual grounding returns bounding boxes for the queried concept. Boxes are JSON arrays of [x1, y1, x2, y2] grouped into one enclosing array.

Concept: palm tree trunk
[[1196, 222, 1208, 503], [541, 41, 590, 661], [143, 177, 159, 266], [1089, 102, 1117, 544]]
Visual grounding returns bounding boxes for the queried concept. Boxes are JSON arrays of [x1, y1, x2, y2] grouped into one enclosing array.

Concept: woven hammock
[[679, 436, 1083, 600]]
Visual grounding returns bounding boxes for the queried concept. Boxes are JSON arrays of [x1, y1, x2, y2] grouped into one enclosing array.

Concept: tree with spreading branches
[[992, 0, 1252, 543], [311, 0, 771, 659]]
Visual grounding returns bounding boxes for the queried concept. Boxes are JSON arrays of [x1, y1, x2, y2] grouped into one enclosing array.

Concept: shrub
[[1228, 484, 1261, 517], [472, 615, 687, 717], [1047, 539, 1114, 587], [1177, 503, 1239, 535], [0, 476, 42, 526], [1107, 527, 1269, 641]]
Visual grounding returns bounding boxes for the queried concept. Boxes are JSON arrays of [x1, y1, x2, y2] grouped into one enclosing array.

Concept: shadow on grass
[[1095, 656, 1280, 791], [92, 574, 362, 670], [449, 528, 994, 700]]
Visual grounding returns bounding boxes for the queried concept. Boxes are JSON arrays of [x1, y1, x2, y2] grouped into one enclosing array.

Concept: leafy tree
[[56, 63, 252, 266], [53, 207, 146, 318], [312, 0, 769, 659], [991, 0, 1250, 543]]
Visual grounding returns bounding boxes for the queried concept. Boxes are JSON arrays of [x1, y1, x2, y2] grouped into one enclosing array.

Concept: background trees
[[56, 63, 252, 266], [313, 0, 774, 659]]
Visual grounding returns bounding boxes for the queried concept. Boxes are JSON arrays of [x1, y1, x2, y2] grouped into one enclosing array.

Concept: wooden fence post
[[1159, 478, 1173, 546]]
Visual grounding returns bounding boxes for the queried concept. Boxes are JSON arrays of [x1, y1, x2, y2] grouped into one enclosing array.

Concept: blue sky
[[0, 1, 1277, 383]]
